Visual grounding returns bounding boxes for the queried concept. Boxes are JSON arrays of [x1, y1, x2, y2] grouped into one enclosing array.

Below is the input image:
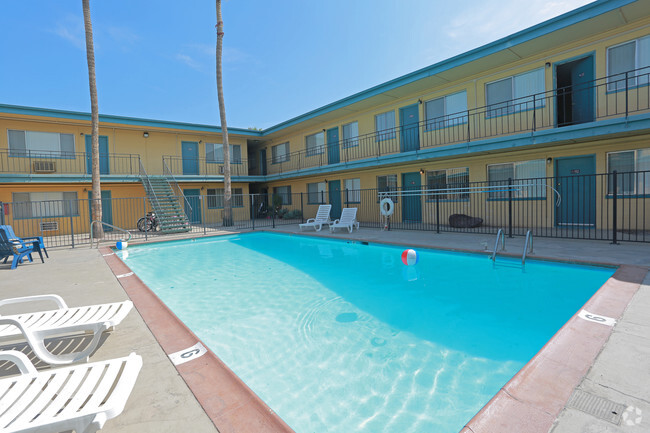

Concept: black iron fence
[[262, 67, 650, 175], [1, 170, 648, 249], [162, 155, 249, 176], [0, 149, 141, 175]]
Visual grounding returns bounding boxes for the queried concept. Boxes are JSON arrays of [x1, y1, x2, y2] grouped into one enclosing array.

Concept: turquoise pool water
[[117, 232, 614, 433]]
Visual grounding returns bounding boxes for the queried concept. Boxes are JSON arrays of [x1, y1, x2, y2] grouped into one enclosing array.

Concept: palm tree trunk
[[216, 0, 233, 226], [82, 0, 103, 238]]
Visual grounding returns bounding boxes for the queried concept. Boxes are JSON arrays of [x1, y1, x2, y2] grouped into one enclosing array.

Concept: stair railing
[[491, 228, 505, 261], [162, 158, 193, 223], [139, 160, 162, 213]]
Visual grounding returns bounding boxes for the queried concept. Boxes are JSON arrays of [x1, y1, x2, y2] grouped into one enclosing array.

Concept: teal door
[[182, 141, 199, 175], [85, 135, 109, 174], [260, 149, 267, 175], [399, 104, 420, 152], [327, 127, 340, 165], [556, 56, 594, 126], [402, 172, 422, 222], [184, 189, 201, 224], [88, 190, 113, 231], [555, 156, 596, 226], [328, 180, 342, 219]]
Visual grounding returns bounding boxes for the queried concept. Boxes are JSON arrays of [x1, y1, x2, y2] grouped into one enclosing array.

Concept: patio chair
[[0, 225, 48, 260], [329, 207, 359, 233], [0, 294, 133, 365], [299, 204, 332, 231], [0, 350, 142, 433], [0, 231, 36, 270]]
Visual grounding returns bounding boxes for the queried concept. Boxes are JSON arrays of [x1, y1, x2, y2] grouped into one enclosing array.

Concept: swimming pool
[[117, 232, 614, 433]]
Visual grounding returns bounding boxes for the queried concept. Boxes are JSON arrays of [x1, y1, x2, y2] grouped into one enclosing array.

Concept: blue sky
[[0, 0, 593, 129]]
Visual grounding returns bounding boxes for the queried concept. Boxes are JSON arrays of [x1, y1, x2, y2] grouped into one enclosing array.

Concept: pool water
[[117, 232, 614, 433]]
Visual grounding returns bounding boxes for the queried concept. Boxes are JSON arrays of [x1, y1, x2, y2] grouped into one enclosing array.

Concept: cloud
[[107, 26, 139, 46], [52, 14, 85, 49], [443, 0, 593, 48], [176, 53, 202, 71]]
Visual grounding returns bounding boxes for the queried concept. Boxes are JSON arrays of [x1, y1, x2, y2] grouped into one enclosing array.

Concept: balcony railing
[[0, 149, 141, 175], [162, 155, 249, 177], [262, 67, 650, 175]]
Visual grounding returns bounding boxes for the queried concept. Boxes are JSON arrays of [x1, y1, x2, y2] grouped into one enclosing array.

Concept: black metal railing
[[0, 149, 141, 175], [1, 170, 647, 249], [162, 155, 249, 177], [264, 67, 650, 175]]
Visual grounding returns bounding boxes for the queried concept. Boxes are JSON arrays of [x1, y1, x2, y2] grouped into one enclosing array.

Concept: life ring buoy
[[380, 198, 394, 216]]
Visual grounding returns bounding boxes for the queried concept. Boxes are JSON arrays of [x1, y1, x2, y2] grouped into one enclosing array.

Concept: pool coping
[[100, 234, 648, 433]]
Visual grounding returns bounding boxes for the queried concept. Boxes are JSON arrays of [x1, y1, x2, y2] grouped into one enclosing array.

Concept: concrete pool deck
[[0, 227, 648, 433]]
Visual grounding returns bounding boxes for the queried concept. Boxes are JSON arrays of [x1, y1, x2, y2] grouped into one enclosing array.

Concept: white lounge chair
[[329, 207, 359, 233], [0, 350, 142, 433], [0, 295, 133, 365], [299, 204, 332, 231]]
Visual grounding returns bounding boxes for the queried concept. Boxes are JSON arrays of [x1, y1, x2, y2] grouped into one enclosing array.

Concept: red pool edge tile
[[100, 247, 295, 433], [100, 245, 648, 433]]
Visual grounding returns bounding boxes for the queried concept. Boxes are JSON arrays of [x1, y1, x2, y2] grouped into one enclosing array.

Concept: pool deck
[[1, 227, 649, 433]]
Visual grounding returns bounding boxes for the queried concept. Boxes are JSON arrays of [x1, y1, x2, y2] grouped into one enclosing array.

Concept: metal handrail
[[522, 230, 534, 265], [491, 228, 505, 261], [139, 160, 162, 213], [89, 221, 132, 248], [162, 158, 192, 221]]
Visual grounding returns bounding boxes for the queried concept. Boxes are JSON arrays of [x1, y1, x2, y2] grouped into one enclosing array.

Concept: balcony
[[0, 150, 141, 176], [162, 155, 249, 177], [263, 67, 650, 176]]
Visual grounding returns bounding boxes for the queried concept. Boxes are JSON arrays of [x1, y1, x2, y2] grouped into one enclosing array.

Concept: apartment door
[[85, 135, 110, 175], [327, 127, 340, 165], [555, 155, 596, 226], [556, 55, 594, 126], [87, 190, 113, 231], [182, 141, 199, 175], [328, 180, 342, 219], [402, 172, 422, 222], [399, 104, 420, 152], [184, 188, 201, 224], [259, 149, 267, 175]]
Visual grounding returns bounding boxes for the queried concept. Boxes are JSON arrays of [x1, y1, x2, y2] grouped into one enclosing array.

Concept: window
[[307, 182, 327, 204], [377, 174, 398, 202], [426, 168, 469, 200], [375, 111, 396, 141], [425, 91, 468, 130], [607, 36, 650, 91], [305, 132, 324, 156], [206, 188, 244, 208], [206, 143, 242, 163], [342, 122, 359, 148], [272, 142, 290, 164], [273, 186, 292, 205], [8, 130, 75, 158], [607, 149, 650, 195], [486, 68, 545, 116], [11, 191, 78, 219], [345, 178, 361, 203], [487, 159, 546, 199]]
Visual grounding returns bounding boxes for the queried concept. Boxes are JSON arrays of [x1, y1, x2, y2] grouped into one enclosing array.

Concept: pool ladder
[[522, 230, 534, 265], [490, 229, 505, 261]]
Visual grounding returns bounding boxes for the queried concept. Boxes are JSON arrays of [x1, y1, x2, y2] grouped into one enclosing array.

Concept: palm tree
[[216, 0, 233, 226], [82, 0, 103, 238]]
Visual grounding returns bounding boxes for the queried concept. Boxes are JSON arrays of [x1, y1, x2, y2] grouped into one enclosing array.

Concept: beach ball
[[116, 240, 128, 250], [401, 249, 419, 266]]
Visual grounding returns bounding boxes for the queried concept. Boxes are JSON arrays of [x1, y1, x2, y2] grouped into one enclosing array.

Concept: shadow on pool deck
[[0, 227, 648, 433]]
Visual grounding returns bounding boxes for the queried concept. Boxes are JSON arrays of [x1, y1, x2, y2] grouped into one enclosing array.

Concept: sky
[[0, 0, 594, 130]]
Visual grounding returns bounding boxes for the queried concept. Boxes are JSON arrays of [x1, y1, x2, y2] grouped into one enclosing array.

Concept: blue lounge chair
[[0, 225, 48, 259], [0, 231, 35, 270]]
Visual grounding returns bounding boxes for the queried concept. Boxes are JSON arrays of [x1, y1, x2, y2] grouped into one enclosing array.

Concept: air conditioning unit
[[33, 161, 56, 173], [40, 221, 59, 231]]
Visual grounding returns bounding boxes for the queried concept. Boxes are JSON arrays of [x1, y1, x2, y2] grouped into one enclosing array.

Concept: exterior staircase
[[140, 176, 191, 233]]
